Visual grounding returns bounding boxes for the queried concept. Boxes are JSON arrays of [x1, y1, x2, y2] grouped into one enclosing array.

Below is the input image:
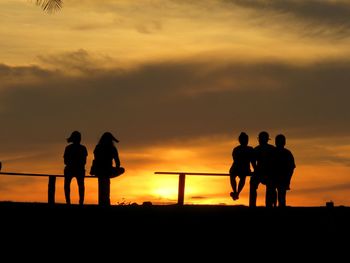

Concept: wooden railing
[[0, 169, 97, 204], [155, 171, 229, 205]]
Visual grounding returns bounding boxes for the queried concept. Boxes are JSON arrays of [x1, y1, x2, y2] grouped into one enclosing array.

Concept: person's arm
[[63, 147, 68, 166], [251, 147, 257, 171], [286, 151, 295, 189], [288, 151, 296, 175], [83, 146, 88, 165]]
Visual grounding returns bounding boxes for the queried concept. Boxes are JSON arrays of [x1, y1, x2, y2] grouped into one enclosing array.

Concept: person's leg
[[98, 177, 103, 205], [106, 178, 111, 206], [273, 188, 277, 207], [265, 183, 277, 208], [237, 176, 247, 198], [278, 187, 287, 207], [249, 176, 259, 207], [64, 176, 72, 205], [230, 175, 238, 200], [98, 177, 110, 206], [76, 176, 85, 205]]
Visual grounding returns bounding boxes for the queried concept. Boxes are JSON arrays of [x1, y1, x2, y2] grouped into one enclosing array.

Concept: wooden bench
[[155, 171, 229, 205]]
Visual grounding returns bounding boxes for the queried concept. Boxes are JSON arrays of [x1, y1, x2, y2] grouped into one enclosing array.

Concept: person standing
[[63, 131, 88, 205], [274, 134, 296, 207], [249, 131, 276, 208], [229, 132, 255, 201], [91, 132, 124, 206]]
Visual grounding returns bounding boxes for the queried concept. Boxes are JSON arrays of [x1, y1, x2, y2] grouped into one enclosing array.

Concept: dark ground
[[1, 202, 349, 259]]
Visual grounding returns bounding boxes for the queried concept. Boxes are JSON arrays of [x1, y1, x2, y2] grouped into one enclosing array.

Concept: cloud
[[4, 0, 350, 69], [229, 0, 350, 26], [294, 182, 350, 194], [0, 63, 54, 88], [191, 196, 206, 200], [64, 1, 350, 39], [228, 0, 350, 38], [293, 139, 350, 166], [1, 50, 350, 154], [37, 49, 115, 75]]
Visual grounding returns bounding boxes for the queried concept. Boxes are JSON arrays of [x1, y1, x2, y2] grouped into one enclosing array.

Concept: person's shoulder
[[275, 147, 290, 155], [240, 145, 254, 152], [287, 149, 295, 161], [254, 144, 262, 150], [81, 144, 88, 153], [65, 144, 73, 150], [233, 145, 240, 151], [283, 148, 293, 155]]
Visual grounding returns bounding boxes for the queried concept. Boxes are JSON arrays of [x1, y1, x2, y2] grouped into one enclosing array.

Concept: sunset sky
[[1, 0, 350, 207]]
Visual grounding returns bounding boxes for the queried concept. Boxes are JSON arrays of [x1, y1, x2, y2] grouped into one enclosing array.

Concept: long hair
[[98, 132, 119, 145]]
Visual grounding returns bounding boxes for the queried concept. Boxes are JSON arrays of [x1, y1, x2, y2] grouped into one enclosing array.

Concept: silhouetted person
[[92, 132, 124, 206], [229, 132, 254, 201], [273, 134, 296, 207], [63, 131, 88, 205], [249, 131, 276, 208]]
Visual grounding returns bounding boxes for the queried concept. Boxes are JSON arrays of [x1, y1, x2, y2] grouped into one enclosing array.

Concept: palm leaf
[[36, 0, 63, 12]]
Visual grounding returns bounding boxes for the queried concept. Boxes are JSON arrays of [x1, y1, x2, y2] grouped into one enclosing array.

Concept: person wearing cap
[[63, 131, 88, 205], [249, 131, 276, 208], [91, 132, 124, 206], [229, 132, 255, 201], [273, 134, 296, 207]]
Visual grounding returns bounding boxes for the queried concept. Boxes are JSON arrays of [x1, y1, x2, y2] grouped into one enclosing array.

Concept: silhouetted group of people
[[63, 131, 124, 207], [63, 129, 295, 208], [229, 131, 295, 208]]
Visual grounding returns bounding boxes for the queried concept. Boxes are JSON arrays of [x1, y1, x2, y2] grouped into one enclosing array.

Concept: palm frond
[[36, 0, 63, 12]]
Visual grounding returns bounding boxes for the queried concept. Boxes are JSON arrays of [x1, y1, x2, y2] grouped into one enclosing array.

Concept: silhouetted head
[[99, 132, 119, 145], [258, 131, 270, 145], [67, 131, 81, 144], [238, 132, 249, 146], [275, 134, 286, 148]]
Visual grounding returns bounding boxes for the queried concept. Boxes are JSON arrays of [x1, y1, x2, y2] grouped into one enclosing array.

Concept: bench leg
[[48, 176, 56, 205], [178, 173, 186, 205]]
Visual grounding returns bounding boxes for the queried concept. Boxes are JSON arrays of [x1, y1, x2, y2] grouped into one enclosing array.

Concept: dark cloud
[[229, 0, 350, 26], [294, 143, 350, 166], [228, 0, 350, 38], [37, 49, 114, 74], [190, 196, 206, 199], [1, 52, 350, 154], [0, 63, 54, 86], [294, 182, 350, 194]]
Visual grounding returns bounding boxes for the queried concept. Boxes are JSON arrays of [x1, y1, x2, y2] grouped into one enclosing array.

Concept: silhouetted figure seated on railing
[[229, 132, 254, 201], [90, 132, 125, 206]]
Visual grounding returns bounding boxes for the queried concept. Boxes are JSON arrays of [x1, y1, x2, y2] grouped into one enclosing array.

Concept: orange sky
[[0, 0, 350, 206]]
